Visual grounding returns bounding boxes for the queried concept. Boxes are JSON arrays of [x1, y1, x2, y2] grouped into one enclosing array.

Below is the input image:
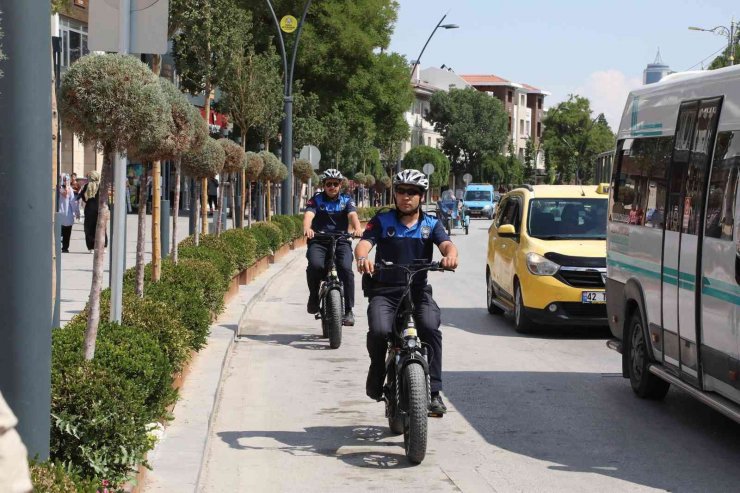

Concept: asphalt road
[[199, 219, 740, 492]]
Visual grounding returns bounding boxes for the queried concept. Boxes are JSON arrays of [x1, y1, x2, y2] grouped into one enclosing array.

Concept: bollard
[[161, 199, 170, 258], [53, 213, 63, 329], [189, 178, 196, 236]]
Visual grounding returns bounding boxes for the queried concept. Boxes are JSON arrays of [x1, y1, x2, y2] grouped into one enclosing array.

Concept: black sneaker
[[429, 393, 447, 416], [307, 295, 320, 314], [342, 310, 355, 326], [366, 367, 384, 401]]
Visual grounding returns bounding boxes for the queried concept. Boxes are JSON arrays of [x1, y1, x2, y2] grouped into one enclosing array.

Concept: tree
[[523, 137, 536, 183], [402, 145, 450, 189], [258, 151, 282, 220], [542, 95, 615, 184], [218, 138, 247, 232], [182, 137, 226, 243], [709, 39, 740, 69], [244, 151, 264, 226], [60, 54, 170, 360], [427, 88, 509, 182], [173, 0, 251, 233]]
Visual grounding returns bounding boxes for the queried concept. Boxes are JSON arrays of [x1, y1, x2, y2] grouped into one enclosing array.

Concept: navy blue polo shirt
[[306, 192, 356, 232], [362, 210, 450, 286]]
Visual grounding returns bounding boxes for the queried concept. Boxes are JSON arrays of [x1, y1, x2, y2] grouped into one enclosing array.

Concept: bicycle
[[372, 259, 453, 464], [312, 231, 353, 349]]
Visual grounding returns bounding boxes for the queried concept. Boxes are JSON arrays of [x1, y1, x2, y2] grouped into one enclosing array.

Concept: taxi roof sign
[[596, 183, 610, 194]]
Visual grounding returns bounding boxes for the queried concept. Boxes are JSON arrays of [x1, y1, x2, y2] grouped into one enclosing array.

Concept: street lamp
[[409, 13, 459, 79], [689, 19, 737, 66]]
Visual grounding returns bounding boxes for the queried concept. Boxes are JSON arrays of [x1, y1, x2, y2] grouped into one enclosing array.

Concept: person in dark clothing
[[78, 170, 108, 252], [303, 169, 362, 326], [208, 177, 219, 214], [355, 169, 458, 415]]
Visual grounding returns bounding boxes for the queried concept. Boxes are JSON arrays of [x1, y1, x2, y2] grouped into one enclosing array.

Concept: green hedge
[[48, 215, 302, 488]]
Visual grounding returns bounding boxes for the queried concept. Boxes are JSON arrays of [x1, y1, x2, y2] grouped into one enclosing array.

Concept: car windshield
[[528, 198, 607, 240], [465, 191, 491, 201]]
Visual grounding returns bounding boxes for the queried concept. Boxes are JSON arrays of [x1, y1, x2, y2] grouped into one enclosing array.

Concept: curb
[[140, 247, 305, 493]]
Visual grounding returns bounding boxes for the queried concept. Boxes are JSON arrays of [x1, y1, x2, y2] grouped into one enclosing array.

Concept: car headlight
[[526, 252, 560, 276], [483, 204, 492, 210]]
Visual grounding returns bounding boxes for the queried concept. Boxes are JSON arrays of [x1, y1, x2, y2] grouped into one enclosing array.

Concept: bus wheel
[[627, 311, 669, 400]]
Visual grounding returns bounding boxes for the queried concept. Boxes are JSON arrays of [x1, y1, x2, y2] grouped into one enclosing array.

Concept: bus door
[[662, 98, 722, 383], [700, 128, 740, 396]]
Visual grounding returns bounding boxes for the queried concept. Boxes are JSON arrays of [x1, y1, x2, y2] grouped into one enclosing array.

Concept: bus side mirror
[[498, 224, 517, 238]]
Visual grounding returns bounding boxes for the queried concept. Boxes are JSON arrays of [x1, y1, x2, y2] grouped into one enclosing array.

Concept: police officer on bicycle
[[304, 169, 363, 326], [354, 169, 458, 415]]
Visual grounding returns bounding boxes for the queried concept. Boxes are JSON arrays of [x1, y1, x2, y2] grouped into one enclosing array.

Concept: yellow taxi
[[486, 184, 609, 333]]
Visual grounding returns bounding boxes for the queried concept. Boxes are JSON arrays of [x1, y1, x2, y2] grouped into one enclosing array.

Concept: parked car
[[485, 184, 609, 333], [463, 183, 496, 219]]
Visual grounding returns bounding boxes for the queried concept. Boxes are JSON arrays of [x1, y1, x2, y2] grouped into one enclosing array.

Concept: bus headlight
[[526, 253, 560, 276]]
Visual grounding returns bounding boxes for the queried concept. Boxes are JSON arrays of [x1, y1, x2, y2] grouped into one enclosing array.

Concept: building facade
[[459, 74, 549, 170], [643, 49, 673, 85]]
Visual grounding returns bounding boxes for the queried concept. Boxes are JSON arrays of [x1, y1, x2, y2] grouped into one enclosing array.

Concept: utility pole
[[0, 0, 54, 459], [265, 0, 313, 216], [689, 18, 738, 66]]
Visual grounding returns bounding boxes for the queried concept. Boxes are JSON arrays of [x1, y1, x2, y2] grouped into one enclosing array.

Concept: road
[[199, 219, 740, 492]]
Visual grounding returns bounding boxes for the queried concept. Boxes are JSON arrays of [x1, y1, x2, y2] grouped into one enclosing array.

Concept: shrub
[[30, 461, 100, 493], [289, 215, 304, 238], [271, 215, 298, 241], [143, 279, 212, 350], [178, 235, 235, 279], [53, 322, 175, 420], [50, 362, 152, 486], [252, 222, 283, 252], [220, 228, 257, 270], [248, 225, 272, 258]]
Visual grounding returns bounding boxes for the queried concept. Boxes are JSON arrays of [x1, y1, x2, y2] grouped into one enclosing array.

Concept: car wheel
[[487, 271, 504, 315], [627, 311, 670, 400], [514, 282, 534, 334]]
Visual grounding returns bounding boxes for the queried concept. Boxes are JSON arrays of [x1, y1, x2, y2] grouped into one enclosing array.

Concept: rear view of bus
[[606, 65, 740, 421]]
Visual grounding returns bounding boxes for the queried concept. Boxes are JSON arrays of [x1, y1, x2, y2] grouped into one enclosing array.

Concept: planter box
[[274, 243, 290, 262], [223, 274, 240, 304], [238, 269, 248, 285]]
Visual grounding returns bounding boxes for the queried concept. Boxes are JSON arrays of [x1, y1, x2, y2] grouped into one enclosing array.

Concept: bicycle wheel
[[403, 363, 428, 464], [387, 367, 404, 435], [325, 288, 343, 349]]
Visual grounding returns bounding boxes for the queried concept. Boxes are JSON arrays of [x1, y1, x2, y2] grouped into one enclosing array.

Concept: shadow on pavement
[[441, 307, 611, 340], [444, 370, 740, 491], [217, 425, 415, 469], [242, 333, 331, 350]]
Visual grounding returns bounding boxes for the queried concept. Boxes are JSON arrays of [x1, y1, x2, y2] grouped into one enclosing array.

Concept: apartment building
[[460, 74, 549, 170]]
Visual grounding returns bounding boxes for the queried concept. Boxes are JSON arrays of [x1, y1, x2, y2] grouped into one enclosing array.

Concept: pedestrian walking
[[208, 176, 219, 214], [70, 172, 81, 222], [58, 173, 75, 253], [79, 170, 107, 253]]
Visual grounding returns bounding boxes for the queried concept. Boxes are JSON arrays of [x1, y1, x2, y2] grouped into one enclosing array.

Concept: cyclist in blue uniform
[[354, 169, 458, 415], [304, 169, 362, 326]]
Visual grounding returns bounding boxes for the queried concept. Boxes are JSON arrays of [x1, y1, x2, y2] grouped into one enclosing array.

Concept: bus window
[[706, 131, 740, 241]]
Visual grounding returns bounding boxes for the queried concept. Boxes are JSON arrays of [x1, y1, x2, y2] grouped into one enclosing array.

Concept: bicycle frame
[[313, 231, 352, 319]]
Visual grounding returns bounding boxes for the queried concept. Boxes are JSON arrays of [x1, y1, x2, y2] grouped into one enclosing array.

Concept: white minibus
[[606, 65, 740, 422]]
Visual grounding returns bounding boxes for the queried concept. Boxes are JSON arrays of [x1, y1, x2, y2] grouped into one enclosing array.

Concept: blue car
[[463, 184, 496, 219]]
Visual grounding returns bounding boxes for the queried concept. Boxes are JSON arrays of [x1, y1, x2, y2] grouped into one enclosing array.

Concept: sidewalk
[[60, 213, 191, 325]]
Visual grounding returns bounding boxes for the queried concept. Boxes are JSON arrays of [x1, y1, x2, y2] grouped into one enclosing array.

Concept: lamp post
[[265, 0, 313, 216], [689, 19, 738, 66], [410, 13, 459, 79]]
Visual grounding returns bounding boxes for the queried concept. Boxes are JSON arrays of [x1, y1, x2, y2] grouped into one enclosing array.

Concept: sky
[[388, 0, 738, 130]]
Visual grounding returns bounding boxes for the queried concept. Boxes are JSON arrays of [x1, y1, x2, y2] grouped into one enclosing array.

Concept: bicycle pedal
[[314, 313, 322, 320], [428, 411, 444, 418]]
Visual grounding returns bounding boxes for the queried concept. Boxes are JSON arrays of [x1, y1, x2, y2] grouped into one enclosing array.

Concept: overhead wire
[[684, 45, 728, 71]]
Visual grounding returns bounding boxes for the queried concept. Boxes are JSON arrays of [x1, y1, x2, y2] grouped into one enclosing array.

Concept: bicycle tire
[[326, 288, 343, 349], [403, 363, 428, 464]]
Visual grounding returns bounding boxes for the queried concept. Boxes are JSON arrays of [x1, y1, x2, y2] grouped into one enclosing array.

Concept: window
[[465, 191, 491, 201], [507, 91, 513, 103], [59, 17, 88, 68], [529, 198, 608, 239], [538, 97, 543, 110], [519, 119, 525, 135], [497, 197, 521, 232], [508, 117, 512, 133], [683, 101, 720, 235], [537, 122, 542, 137], [611, 137, 672, 227], [705, 131, 740, 240], [427, 136, 431, 146], [520, 94, 526, 106]]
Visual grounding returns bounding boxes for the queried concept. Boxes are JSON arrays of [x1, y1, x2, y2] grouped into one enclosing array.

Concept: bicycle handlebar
[[313, 231, 354, 240], [373, 260, 454, 273]]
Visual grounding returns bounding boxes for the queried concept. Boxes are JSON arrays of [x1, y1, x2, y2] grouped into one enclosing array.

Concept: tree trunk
[[202, 80, 212, 235], [172, 158, 181, 263], [135, 164, 148, 297], [230, 173, 237, 229], [215, 178, 223, 235], [247, 181, 252, 227], [51, 56, 58, 321], [152, 160, 162, 280], [202, 177, 208, 235], [266, 180, 271, 221], [83, 146, 113, 360], [194, 181, 201, 246]]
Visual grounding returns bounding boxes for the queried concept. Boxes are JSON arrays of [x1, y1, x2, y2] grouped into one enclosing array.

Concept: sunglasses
[[324, 181, 341, 188], [395, 187, 422, 197]]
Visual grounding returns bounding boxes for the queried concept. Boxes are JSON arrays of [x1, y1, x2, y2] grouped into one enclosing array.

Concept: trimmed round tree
[[293, 159, 313, 183], [183, 137, 226, 243], [258, 151, 281, 220], [218, 138, 247, 232], [401, 145, 451, 189], [60, 53, 169, 360], [245, 151, 264, 226]]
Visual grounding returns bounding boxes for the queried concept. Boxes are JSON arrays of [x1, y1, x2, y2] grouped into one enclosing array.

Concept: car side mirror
[[497, 224, 517, 237]]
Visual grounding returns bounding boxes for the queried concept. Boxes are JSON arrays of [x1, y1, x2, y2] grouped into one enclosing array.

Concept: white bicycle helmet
[[322, 169, 344, 181], [394, 169, 429, 191]]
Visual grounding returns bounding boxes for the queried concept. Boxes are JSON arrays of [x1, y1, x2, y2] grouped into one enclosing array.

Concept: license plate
[[582, 291, 606, 304]]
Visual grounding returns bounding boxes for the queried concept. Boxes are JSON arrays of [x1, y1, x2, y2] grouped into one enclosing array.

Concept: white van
[[606, 65, 740, 422]]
